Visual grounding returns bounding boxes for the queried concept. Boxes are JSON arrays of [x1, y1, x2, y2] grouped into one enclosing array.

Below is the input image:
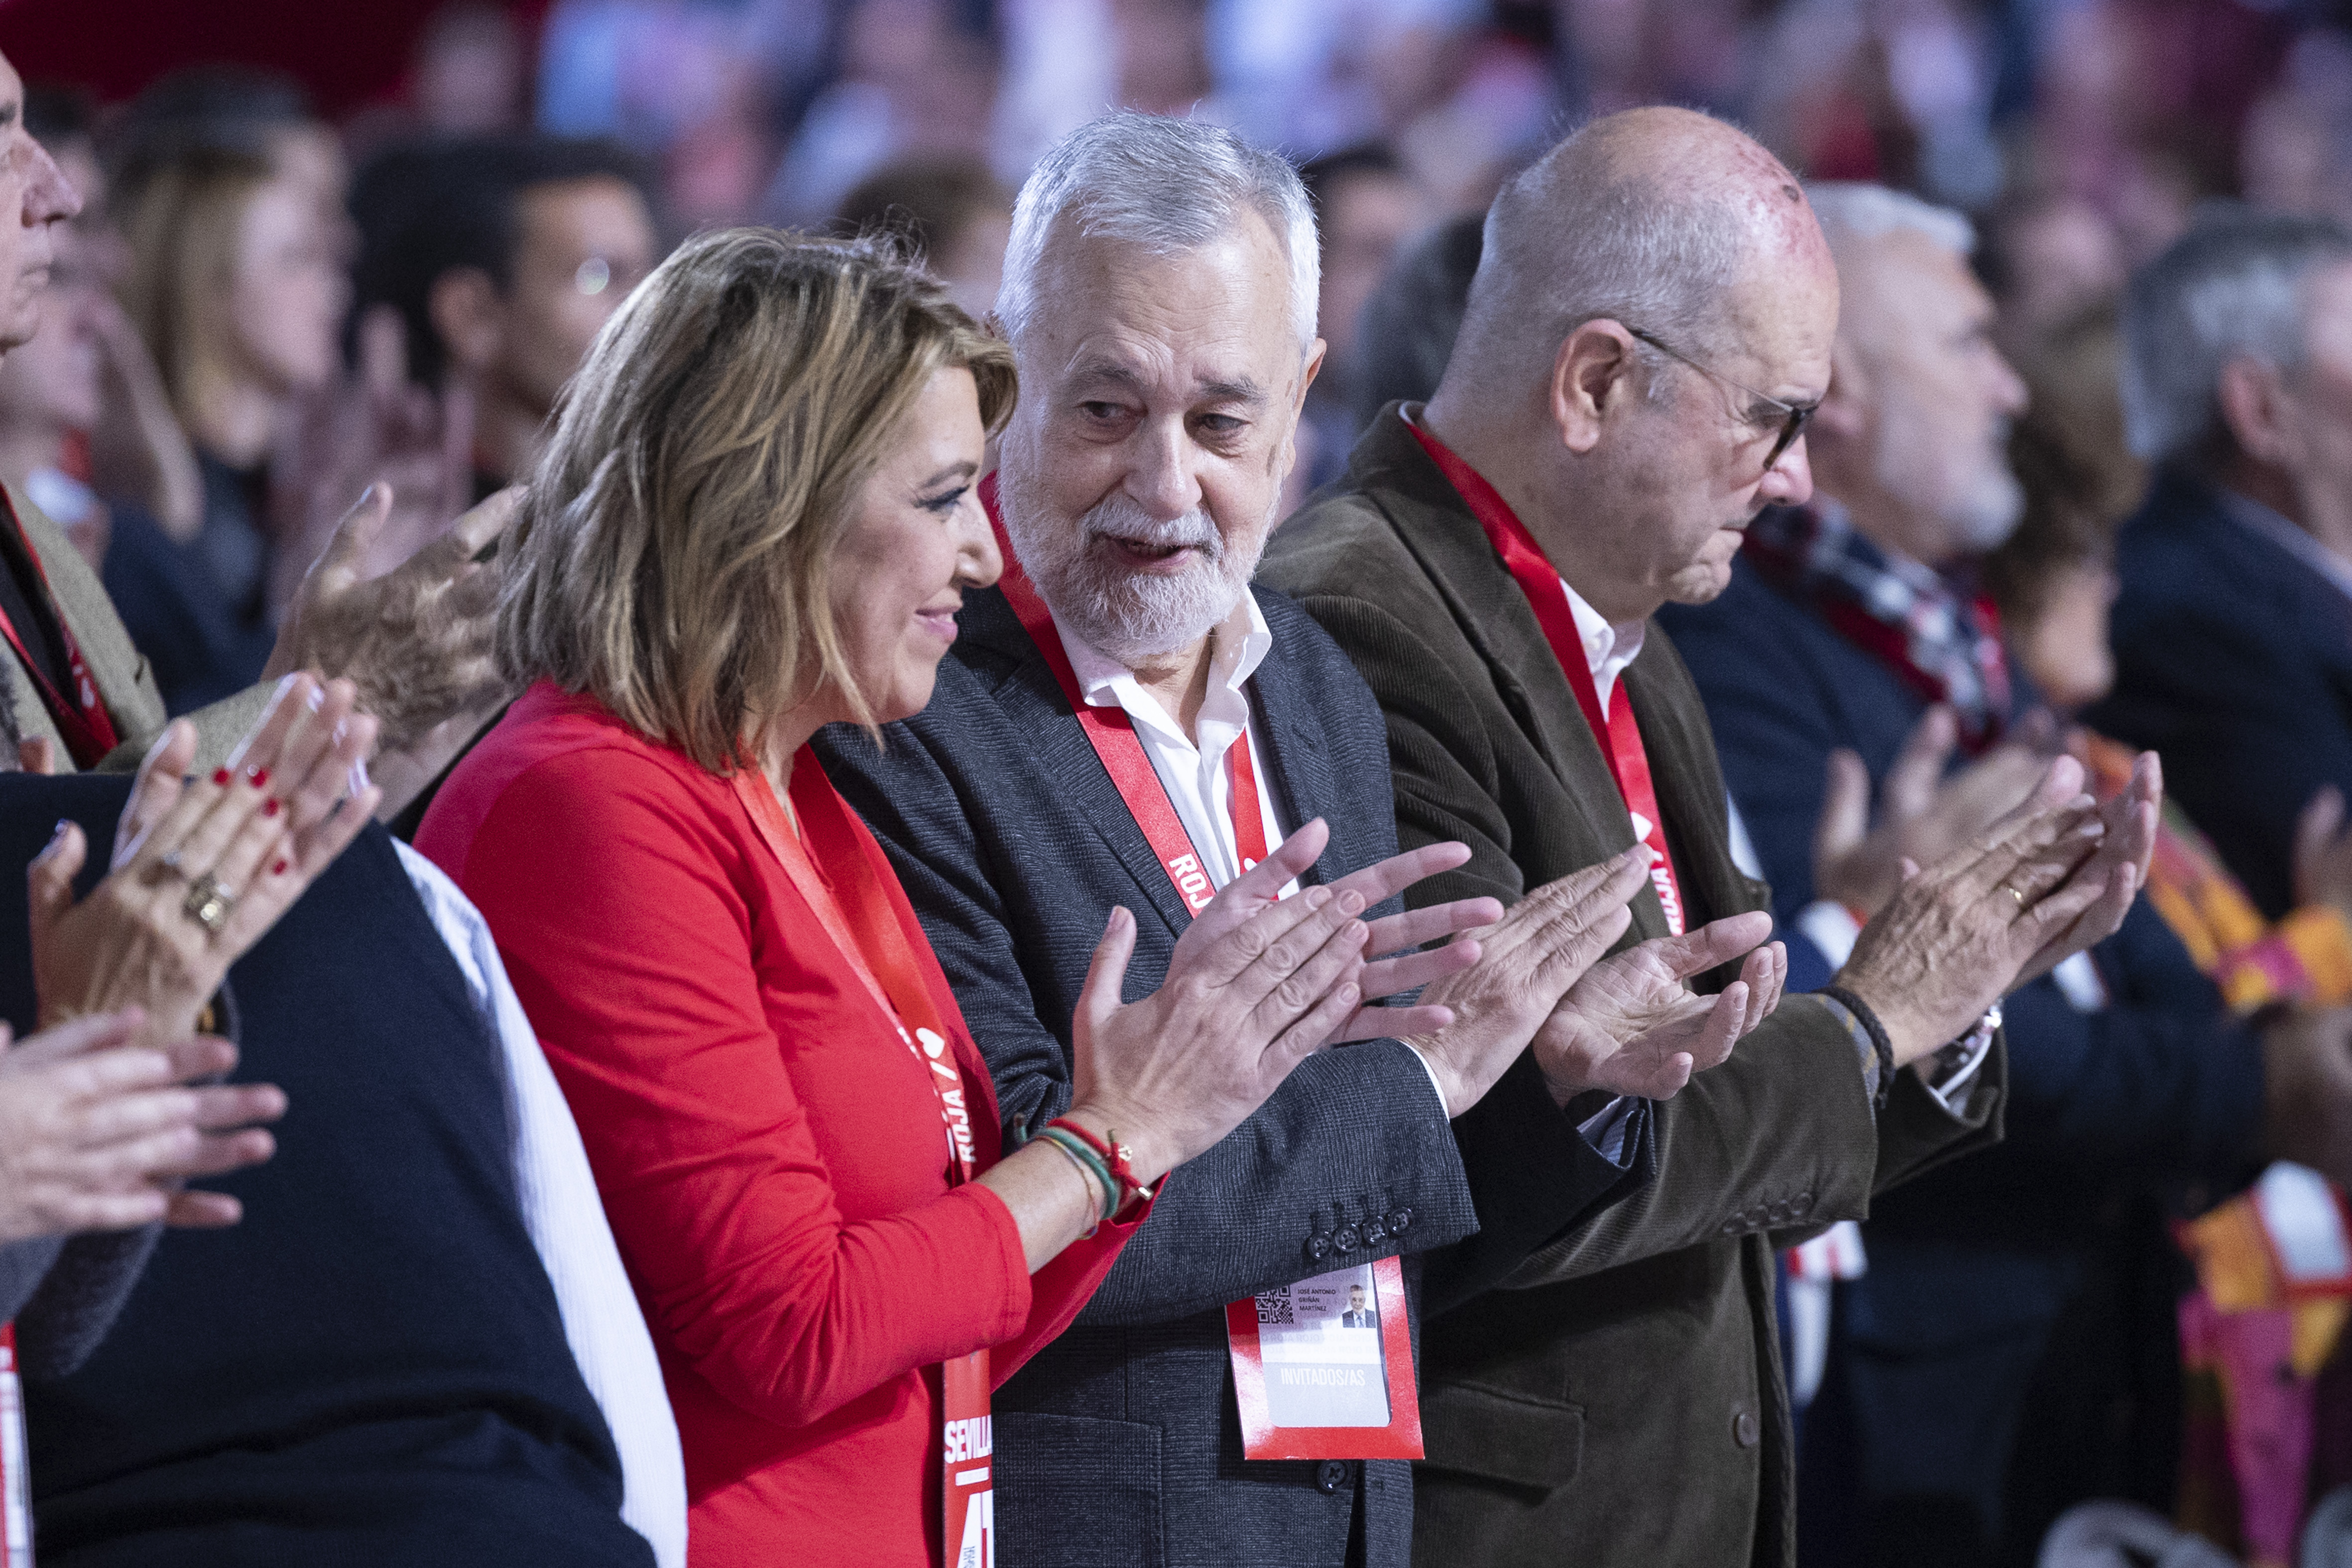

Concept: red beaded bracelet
[[1045, 1118, 1156, 1215]]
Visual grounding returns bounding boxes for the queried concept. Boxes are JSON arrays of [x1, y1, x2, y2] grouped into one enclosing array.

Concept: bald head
[[1448, 107, 1832, 401]]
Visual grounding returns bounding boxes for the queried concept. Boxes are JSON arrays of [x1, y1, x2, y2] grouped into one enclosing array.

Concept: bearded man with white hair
[[1656, 183, 2352, 1568], [814, 111, 1818, 1567]]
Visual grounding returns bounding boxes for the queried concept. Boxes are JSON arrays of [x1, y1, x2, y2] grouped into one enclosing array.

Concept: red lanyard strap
[[735, 757, 978, 1184], [0, 493, 119, 769], [982, 476, 1271, 918], [1408, 424, 1684, 934]]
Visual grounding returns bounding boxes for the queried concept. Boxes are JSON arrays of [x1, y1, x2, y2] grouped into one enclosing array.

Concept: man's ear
[[1548, 321, 1644, 456], [2216, 354, 2294, 466], [427, 267, 505, 376]]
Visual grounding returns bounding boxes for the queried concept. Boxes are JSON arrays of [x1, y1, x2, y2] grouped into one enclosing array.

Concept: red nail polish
[[210, 768, 231, 786], [271, 859, 288, 876], [246, 767, 270, 788], [262, 798, 281, 817]]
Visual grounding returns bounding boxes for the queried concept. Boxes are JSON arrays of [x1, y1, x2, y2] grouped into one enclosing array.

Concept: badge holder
[[1224, 1256, 1422, 1460], [2252, 1163, 2352, 1299], [2, 1324, 30, 1567]]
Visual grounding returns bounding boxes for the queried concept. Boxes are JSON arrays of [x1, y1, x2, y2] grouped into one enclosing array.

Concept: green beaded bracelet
[[1035, 1126, 1119, 1223]]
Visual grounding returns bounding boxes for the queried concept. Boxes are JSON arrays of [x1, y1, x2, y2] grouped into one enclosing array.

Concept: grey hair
[[1806, 182, 1976, 257], [995, 111, 1320, 353], [1454, 120, 1753, 399], [2120, 205, 2352, 463]]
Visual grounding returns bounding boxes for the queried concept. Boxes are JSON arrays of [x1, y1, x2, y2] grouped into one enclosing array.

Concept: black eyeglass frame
[[1625, 325, 1816, 474]]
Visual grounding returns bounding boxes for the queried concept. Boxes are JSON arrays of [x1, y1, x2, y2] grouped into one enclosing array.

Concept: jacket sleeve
[[818, 718, 1488, 1325], [2098, 595, 2352, 920], [454, 748, 1035, 1433], [1995, 904, 2264, 1184]]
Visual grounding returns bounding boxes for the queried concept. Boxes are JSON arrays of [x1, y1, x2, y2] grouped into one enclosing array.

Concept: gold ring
[[182, 875, 235, 936], [1999, 883, 2026, 910]]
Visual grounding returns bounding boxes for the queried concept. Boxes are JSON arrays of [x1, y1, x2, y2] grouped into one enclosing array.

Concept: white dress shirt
[[395, 843, 688, 1568], [1053, 595, 1482, 1123]]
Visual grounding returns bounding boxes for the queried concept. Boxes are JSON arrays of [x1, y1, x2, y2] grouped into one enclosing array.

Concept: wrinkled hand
[[1402, 847, 1653, 1117], [1837, 754, 2143, 1064], [1533, 915, 1784, 1103], [266, 482, 516, 754], [1176, 837, 1504, 1044], [0, 1010, 285, 1244], [29, 676, 381, 1042], [1812, 705, 2054, 918], [2263, 1007, 2352, 1193], [1063, 820, 1375, 1184]]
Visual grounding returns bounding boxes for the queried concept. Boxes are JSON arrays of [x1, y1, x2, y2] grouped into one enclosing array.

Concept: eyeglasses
[[1626, 326, 1815, 475]]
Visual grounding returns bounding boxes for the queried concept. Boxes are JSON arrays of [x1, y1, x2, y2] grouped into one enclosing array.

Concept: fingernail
[[246, 767, 270, 789], [271, 858, 288, 876], [349, 756, 371, 797], [210, 768, 231, 786], [262, 797, 280, 818], [1306, 887, 1332, 909], [49, 818, 68, 840], [1338, 890, 1365, 915]]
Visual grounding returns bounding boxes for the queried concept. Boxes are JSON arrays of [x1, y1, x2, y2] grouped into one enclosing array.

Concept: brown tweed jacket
[[1259, 407, 2005, 1568], [3, 482, 271, 773]]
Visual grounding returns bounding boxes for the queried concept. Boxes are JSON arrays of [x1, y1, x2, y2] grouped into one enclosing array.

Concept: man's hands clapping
[[1532, 913, 1786, 1103]]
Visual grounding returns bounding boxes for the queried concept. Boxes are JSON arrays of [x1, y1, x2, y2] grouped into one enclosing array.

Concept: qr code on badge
[[1255, 1289, 1295, 1326]]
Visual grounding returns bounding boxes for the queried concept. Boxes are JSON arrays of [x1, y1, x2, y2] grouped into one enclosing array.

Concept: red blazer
[[418, 682, 1138, 1566]]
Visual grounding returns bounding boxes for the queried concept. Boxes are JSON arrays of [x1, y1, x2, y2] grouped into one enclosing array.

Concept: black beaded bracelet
[[1821, 985, 1896, 1113]]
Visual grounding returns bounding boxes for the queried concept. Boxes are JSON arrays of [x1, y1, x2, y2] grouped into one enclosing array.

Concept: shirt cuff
[[1577, 1096, 1639, 1167], [1403, 1041, 1453, 1119], [1796, 900, 1864, 970], [1922, 1007, 1999, 1112]]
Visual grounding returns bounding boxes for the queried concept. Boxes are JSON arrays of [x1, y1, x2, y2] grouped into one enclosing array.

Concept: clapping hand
[[1813, 705, 2054, 919], [0, 1011, 285, 1243], [1531, 914, 1786, 1102], [1176, 834, 1505, 1044], [28, 675, 381, 1042]]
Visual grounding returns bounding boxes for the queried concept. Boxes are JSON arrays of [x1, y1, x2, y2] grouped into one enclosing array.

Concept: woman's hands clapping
[[29, 674, 381, 1041]]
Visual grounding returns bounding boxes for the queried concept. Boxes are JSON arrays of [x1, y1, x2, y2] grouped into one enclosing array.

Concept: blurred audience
[[832, 152, 1013, 321], [1294, 141, 1429, 494], [110, 128, 347, 711], [2094, 210, 2352, 921]]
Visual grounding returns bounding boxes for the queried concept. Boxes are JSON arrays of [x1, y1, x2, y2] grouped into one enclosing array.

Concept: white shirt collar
[[1558, 573, 1646, 705], [2220, 486, 2352, 606], [1055, 590, 1274, 746]]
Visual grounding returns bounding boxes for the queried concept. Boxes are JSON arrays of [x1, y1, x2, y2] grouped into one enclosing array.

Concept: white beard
[[998, 478, 1270, 663]]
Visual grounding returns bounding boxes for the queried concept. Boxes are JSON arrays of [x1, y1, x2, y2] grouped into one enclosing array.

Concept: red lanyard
[[1, 1322, 28, 1568], [735, 754, 979, 1184], [1408, 424, 1684, 934], [982, 476, 1271, 916], [0, 493, 118, 770], [735, 756, 996, 1562]]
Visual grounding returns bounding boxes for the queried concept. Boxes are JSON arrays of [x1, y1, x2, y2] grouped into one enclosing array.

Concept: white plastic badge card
[[1224, 1256, 1423, 1460]]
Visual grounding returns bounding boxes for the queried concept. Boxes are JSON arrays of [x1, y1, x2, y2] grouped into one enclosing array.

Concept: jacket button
[[1733, 1407, 1760, 1448], [1387, 1207, 1411, 1233], [1335, 1225, 1362, 1252], [1316, 1459, 1350, 1493], [1306, 1235, 1332, 1262]]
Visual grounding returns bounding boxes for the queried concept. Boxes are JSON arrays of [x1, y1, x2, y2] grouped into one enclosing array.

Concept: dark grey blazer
[[1260, 408, 2007, 1568], [816, 582, 1644, 1568]]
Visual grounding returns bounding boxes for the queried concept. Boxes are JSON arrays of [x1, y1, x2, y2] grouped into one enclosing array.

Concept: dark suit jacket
[[2088, 468, 2352, 918], [1658, 550, 2264, 1553], [1259, 408, 2005, 1568], [816, 584, 1644, 1568], [0, 775, 647, 1568]]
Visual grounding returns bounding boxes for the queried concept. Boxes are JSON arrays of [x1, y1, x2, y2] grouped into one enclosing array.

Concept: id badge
[[2, 1324, 30, 1568], [941, 1348, 992, 1568], [1224, 1256, 1423, 1460], [2254, 1163, 2352, 1298]]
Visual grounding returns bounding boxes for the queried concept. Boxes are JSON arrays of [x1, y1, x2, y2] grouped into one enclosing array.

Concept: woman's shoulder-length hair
[[496, 227, 1015, 774]]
